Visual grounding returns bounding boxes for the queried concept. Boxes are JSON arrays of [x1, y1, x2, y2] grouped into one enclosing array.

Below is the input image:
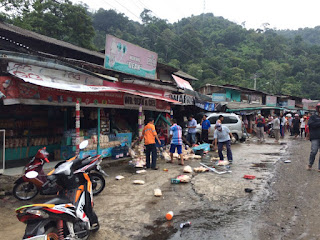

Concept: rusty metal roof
[[0, 22, 104, 59]]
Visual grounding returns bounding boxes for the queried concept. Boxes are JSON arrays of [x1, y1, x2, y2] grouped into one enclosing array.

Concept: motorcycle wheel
[[89, 172, 105, 196], [13, 182, 39, 201]]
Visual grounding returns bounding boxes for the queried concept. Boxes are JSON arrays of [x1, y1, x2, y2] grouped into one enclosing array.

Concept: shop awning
[[7, 62, 180, 105], [172, 74, 194, 91]]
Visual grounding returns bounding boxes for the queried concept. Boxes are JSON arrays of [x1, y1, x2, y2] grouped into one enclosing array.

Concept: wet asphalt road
[[1, 137, 318, 240], [256, 138, 320, 240], [143, 137, 320, 240]]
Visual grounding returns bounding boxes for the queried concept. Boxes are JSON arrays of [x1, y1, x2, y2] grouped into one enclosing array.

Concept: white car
[[195, 113, 245, 142]]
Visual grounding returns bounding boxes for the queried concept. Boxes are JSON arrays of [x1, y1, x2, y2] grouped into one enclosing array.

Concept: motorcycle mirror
[[79, 140, 89, 150], [25, 171, 39, 179]]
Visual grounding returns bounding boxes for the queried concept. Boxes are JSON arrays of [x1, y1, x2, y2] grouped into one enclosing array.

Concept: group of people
[[140, 104, 320, 173], [255, 105, 320, 172], [256, 112, 311, 143], [140, 114, 234, 170]]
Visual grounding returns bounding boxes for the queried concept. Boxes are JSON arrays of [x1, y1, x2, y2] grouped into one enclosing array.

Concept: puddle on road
[[251, 163, 269, 168], [262, 152, 281, 156], [143, 206, 256, 240]]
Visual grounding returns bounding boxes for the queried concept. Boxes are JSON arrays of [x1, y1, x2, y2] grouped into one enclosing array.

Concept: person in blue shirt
[[213, 123, 234, 164], [201, 115, 211, 143], [187, 115, 197, 146], [168, 119, 184, 165]]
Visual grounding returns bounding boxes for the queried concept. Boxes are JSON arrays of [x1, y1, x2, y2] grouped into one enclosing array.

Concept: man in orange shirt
[[141, 118, 161, 170]]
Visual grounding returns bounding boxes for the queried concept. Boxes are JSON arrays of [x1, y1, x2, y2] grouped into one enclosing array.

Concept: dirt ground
[[0, 135, 298, 240]]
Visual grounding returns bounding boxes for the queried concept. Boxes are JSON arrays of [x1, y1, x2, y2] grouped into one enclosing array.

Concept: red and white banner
[[172, 74, 193, 91], [0, 77, 172, 112]]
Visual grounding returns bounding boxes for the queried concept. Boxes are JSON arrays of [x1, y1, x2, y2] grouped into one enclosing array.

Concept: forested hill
[[2, 0, 320, 99], [92, 9, 320, 99], [277, 26, 320, 46]]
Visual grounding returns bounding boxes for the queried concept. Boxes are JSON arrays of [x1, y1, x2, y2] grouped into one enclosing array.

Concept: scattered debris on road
[[115, 175, 124, 180], [154, 188, 162, 197], [133, 180, 145, 185]]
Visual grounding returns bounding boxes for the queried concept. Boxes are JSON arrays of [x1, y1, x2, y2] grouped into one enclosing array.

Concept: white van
[[195, 113, 245, 142]]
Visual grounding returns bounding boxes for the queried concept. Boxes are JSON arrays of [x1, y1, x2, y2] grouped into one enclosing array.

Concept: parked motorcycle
[[16, 141, 99, 239], [13, 143, 107, 201]]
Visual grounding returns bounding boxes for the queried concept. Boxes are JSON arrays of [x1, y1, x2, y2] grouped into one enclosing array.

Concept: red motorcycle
[[13, 147, 52, 201], [13, 142, 107, 201]]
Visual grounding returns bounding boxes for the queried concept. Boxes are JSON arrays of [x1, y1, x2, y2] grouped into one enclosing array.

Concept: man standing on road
[[141, 118, 161, 170], [307, 103, 320, 171], [292, 114, 300, 138], [187, 115, 197, 145], [201, 115, 211, 143], [168, 119, 184, 165], [272, 114, 281, 143], [280, 113, 286, 138], [300, 116, 307, 138], [255, 114, 265, 142], [213, 123, 234, 164]]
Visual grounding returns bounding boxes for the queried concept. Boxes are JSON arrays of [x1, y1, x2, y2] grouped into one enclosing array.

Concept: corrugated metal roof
[[174, 70, 198, 81], [0, 22, 104, 59]]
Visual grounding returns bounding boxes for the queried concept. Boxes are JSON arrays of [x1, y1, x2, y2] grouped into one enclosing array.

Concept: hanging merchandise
[[138, 104, 143, 138], [100, 110, 110, 135], [75, 101, 80, 154]]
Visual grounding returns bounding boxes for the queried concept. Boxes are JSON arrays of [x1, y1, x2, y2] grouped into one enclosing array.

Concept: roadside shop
[[0, 63, 178, 168]]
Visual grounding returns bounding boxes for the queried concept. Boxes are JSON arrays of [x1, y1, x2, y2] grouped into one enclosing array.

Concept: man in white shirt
[[272, 114, 281, 142], [213, 123, 234, 164], [300, 116, 306, 138]]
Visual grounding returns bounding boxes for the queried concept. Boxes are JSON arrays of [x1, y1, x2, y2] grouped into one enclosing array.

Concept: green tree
[[9, 0, 96, 49]]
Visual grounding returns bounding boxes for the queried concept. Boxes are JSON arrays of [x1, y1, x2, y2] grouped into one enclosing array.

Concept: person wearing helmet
[[307, 103, 320, 171], [213, 123, 234, 164]]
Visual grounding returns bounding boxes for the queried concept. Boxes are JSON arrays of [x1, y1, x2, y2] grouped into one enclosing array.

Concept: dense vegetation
[[1, 0, 320, 99], [277, 26, 320, 46]]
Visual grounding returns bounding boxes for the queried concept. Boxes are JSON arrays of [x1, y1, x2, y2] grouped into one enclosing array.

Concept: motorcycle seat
[[45, 196, 71, 205], [80, 157, 94, 167]]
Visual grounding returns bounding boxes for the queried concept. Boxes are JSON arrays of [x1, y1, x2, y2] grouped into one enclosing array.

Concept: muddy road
[[256, 138, 320, 240], [1, 137, 317, 240]]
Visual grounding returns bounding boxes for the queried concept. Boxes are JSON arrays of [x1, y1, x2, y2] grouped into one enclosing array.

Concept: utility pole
[[253, 73, 257, 90]]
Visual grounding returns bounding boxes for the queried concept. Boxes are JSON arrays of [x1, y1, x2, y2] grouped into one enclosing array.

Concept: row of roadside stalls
[[204, 84, 306, 134], [167, 74, 218, 128], [0, 33, 183, 169]]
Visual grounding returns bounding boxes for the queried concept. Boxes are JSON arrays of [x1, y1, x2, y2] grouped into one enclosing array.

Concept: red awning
[[7, 65, 180, 105], [172, 74, 194, 90]]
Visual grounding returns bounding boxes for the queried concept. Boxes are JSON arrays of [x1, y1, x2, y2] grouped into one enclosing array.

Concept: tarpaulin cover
[[172, 74, 194, 91], [7, 62, 180, 104]]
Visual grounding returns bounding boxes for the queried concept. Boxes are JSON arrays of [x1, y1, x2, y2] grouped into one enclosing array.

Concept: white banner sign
[[169, 94, 194, 105]]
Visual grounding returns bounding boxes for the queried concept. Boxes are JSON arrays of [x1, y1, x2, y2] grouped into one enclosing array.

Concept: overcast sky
[[76, 0, 320, 30]]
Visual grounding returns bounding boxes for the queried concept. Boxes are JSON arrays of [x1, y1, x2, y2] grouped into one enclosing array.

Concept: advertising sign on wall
[[169, 94, 194, 105], [212, 93, 226, 102], [266, 95, 277, 107], [123, 94, 170, 111], [287, 99, 295, 109], [195, 99, 215, 111], [104, 35, 158, 79]]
